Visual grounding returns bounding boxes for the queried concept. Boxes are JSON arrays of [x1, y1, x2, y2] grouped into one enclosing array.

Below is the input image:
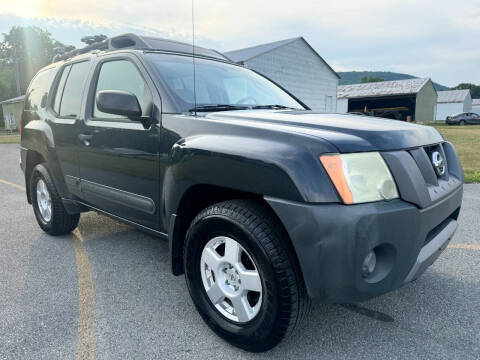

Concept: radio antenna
[[192, 0, 197, 115]]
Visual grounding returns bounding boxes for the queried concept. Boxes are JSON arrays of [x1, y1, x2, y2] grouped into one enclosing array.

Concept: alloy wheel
[[36, 178, 52, 222], [200, 236, 263, 323]]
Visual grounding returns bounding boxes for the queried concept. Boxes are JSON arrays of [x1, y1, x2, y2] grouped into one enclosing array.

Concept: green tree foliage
[[452, 83, 480, 99], [360, 75, 384, 83], [0, 26, 74, 101]]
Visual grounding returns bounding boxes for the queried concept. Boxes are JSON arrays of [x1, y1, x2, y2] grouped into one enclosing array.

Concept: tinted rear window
[[53, 65, 71, 114], [58, 61, 91, 117], [24, 67, 57, 111]]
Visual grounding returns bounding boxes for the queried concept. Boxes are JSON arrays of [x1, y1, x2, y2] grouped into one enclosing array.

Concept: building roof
[[472, 99, 480, 105], [224, 37, 299, 62], [0, 95, 25, 105], [337, 78, 431, 99], [437, 90, 470, 103], [224, 37, 340, 79]]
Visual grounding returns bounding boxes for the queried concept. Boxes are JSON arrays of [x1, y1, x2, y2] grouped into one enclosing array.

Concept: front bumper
[[266, 185, 462, 303]]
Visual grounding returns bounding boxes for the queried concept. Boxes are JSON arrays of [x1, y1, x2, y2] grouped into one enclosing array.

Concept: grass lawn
[[427, 123, 480, 183], [0, 135, 20, 144], [1, 124, 477, 183]]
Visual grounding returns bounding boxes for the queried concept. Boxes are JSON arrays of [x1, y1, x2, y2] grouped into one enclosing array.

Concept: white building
[[436, 90, 472, 121], [472, 99, 480, 114], [224, 37, 339, 112]]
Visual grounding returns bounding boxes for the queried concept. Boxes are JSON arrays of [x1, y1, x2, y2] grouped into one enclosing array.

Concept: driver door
[[77, 54, 161, 230]]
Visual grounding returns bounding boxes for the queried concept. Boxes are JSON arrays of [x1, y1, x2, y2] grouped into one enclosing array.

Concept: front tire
[[30, 164, 80, 235], [184, 200, 309, 352]]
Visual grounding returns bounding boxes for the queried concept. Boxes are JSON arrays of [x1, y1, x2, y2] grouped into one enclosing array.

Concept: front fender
[[162, 134, 340, 222]]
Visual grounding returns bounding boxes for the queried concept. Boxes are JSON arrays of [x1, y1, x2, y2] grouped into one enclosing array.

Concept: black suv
[[446, 112, 480, 125], [20, 34, 463, 352]]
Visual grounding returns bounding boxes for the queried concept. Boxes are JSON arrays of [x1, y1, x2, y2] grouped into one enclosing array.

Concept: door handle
[[78, 133, 93, 146]]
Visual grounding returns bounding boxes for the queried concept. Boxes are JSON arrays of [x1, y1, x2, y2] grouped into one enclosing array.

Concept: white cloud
[[0, 0, 478, 85]]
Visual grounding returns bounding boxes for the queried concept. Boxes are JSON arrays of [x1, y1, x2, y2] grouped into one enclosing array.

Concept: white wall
[[436, 102, 464, 121], [337, 98, 349, 113], [244, 39, 338, 112], [473, 104, 480, 114], [463, 92, 472, 112]]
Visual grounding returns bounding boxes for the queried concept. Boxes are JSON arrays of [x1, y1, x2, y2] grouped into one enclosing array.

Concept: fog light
[[362, 251, 377, 278]]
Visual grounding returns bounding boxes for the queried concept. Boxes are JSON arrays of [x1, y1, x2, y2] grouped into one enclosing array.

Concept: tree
[[452, 83, 480, 99], [0, 26, 74, 99], [360, 76, 384, 83]]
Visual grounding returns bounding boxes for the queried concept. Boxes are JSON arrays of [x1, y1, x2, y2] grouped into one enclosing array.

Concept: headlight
[[320, 152, 398, 204]]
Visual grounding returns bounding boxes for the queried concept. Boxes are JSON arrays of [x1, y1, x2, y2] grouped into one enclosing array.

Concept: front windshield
[[146, 53, 305, 112]]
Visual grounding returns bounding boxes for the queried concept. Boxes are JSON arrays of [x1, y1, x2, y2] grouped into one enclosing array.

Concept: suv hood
[[207, 111, 443, 153]]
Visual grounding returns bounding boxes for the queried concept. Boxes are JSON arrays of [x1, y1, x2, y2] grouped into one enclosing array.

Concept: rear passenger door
[[48, 60, 92, 197], [77, 54, 161, 230]]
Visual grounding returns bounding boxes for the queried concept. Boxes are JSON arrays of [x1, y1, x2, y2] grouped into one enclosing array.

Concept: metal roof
[[224, 37, 300, 62], [0, 95, 25, 105], [472, 99, 480, 105], [224, 37, 340, 79], [337, 78, 430, 99], [437, 90, 470, 103]]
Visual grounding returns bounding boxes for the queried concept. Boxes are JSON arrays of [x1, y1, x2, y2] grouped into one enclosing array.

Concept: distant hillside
[[338, 71, 450, 91]]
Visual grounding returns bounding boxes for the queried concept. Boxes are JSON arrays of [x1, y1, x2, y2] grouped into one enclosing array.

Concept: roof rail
[[52, 33, 231, 62]]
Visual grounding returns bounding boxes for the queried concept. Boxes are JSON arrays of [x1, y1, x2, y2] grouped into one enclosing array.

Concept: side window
[[53, 65, 71, 114], [24, 67, 57, 111], [58, 61, 91, 117], [93, 60, 150, 119]]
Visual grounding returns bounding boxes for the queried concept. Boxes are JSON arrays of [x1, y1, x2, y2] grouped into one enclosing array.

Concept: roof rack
[[53, 33, 231, 62]]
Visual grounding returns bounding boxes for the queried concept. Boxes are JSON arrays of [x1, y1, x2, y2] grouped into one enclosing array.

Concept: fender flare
[[22, 120, 72, 202]]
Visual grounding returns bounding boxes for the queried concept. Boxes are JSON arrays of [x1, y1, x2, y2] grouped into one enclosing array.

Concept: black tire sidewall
[[184, 214, 283, 349], [30, 166, 54, 230]]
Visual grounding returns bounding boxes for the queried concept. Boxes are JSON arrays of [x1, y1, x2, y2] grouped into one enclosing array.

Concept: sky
[[0, 0, 478, 87]]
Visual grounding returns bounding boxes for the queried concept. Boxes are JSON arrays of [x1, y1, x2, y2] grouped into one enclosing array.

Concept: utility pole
[[12, 30, 21, 96]]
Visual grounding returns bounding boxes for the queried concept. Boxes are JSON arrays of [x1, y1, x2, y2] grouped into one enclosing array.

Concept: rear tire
[[30, 164, 80, 235], [184, 199, 310, 352], [459, 120, 466, 126]]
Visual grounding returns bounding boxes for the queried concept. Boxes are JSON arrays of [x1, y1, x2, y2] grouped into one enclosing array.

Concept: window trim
[[86, 56, 153, 123], [51, 64, 72, 116], [48, 59, 91, 120]]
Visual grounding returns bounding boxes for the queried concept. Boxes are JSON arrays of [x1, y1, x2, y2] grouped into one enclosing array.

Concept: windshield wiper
[[251, 104, 299, 110], [188, 104, 250, 112]]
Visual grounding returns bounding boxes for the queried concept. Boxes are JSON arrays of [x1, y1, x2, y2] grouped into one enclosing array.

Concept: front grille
[[408, 144, 446, 186], [423, 144, 448, 179], [382, 141, 462, 209]]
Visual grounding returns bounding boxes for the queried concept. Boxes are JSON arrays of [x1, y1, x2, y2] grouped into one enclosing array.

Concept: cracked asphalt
[[0, 143, 479, 360]]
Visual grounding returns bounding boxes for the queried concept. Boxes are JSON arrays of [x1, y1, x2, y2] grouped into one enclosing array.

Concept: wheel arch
[[168, 184, 306, 294], [24, 149, 47, 204], [22, 122, 73, 203]]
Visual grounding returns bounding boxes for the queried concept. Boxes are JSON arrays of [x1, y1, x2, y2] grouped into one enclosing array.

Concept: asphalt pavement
[[0, 143, 479, 360]]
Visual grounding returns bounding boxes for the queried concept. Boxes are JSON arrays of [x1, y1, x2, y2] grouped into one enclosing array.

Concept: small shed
[[224, 37, 339, 112], [1, 95, 25, 131], [470, 99, 480, 115], [436, 90, 472, 121], [337, 78, 437, 122]]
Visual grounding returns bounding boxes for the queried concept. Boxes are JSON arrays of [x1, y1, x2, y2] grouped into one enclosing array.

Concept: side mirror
[[96, 90, 142, 120]]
